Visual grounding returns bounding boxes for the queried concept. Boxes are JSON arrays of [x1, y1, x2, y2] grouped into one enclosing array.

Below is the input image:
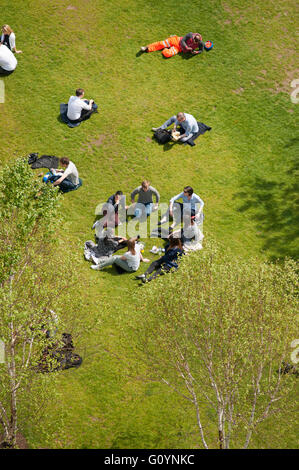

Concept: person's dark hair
[[115, 190, 123, 196], [183, 185, 193, 196], [167, 234, 183, 251], [75, 88, 84, 97], [60, 157, 70, 166]]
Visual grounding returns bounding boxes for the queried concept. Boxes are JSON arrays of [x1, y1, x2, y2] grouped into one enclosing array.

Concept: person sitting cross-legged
[[50, 157, 82, 193], [152, 112, 199, 143], [131, 180, 160, 219], [67, 88, 97, 123], [91, 238, 149, 273], [136, 236, 184, 283], [158, 185, 204, 229]]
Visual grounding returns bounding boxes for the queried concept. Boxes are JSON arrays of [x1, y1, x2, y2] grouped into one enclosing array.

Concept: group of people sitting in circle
[[2, 23, 207, 283], [85, 184, 204, 283]]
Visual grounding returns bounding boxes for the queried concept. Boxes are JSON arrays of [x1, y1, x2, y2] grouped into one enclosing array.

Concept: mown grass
[[0, 0, 298, 448]]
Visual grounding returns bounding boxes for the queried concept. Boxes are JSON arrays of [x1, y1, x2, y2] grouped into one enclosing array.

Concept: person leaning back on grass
[[140, 32, 204, 58], [131, 180, 160, 219], [136, 235, 184, 283], [91, 238, 150, 273]]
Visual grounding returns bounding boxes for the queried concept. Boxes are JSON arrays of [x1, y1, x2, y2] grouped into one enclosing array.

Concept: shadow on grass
[[234, 143, 299, 260], [149, 134, 177, 152], [135, 50, 200, 60]]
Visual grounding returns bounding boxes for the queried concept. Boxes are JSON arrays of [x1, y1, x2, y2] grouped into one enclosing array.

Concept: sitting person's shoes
[[140, 46, 148, 52], [151, 127, 160, 132], [157, 216, 167, 225], [135, 273, 145, 280], [91, 264, 101, 270]]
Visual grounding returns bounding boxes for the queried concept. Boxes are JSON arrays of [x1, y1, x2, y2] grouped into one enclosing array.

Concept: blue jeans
[[160, 115, 177, 129], [48, 174, 81, 193], [134, 202, 153, 219]]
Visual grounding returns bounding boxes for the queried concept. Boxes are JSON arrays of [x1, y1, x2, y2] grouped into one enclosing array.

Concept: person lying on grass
[[91, 238, 150, 273], [85, 227, 129, 265], [50, 157, 81, 193], [152, 112, 199, 143], [135, 236, 184, 283], [1, 25, 22, 54], [67, 88, 96, 123], [140, 32, 204, 58]]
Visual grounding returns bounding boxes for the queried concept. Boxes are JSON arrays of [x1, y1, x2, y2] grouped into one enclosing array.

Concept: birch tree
[[136, 242, 299, 448], [0, 158, 65, 448]]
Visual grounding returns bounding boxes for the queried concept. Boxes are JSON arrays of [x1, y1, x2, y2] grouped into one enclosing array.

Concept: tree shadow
[[234, 144, 299, 260]]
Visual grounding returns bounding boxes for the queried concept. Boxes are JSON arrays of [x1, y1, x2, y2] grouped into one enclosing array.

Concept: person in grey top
[[152, 112, 199, 142], [131, 180, 160, 219]]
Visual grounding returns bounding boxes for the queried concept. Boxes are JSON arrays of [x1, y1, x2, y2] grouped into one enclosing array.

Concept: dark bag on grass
[[154, 128, 171, 144], [37, 333, 82, 373]]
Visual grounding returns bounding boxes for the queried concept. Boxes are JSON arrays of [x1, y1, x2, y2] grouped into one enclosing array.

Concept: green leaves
[[0, 158, 61, 283], [136, 240, 299, 448]]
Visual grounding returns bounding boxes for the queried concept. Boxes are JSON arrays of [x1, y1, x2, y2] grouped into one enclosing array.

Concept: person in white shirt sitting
[[0, 43, 17, 75], [67, 88, 96, 123], [91, 238, 149, 273], [1, 25, 22, 54], [50, 157, 82, 193]]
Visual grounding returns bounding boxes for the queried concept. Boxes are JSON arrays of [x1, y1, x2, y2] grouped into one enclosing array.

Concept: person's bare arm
[[53, 173, 68, 186], [140, 253, 149, 262]]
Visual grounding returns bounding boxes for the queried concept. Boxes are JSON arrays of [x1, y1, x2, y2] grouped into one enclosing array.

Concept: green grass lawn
[[1, 0, 298, 448]]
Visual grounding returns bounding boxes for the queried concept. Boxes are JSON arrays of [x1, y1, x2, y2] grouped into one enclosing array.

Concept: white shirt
[[63, 161, 79, 186], [0, 44, 17, 71], [170, 192, 204, 213], [1, 32, 16, 50], [123, 244, 141, 271], [67, 96, 91, 120]]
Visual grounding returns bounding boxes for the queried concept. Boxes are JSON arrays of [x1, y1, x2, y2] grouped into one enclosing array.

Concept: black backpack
[[154, 129, 171, 144]]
